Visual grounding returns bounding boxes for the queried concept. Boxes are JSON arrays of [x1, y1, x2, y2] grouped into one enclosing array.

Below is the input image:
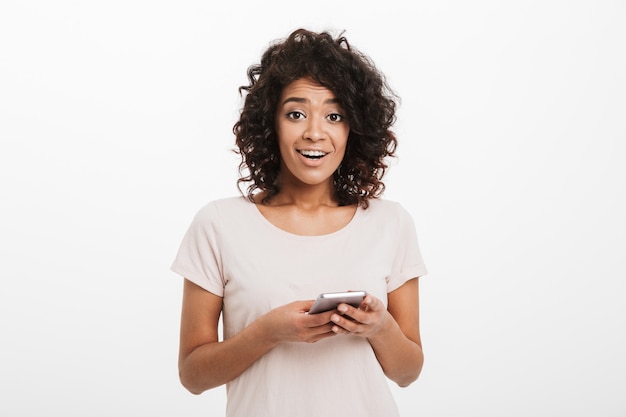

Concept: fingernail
[[338, 305, 348, 313]]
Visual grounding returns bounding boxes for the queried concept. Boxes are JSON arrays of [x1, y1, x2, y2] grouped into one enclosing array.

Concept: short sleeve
[[387, 203, 428, 292], [170, 202, 226, 296]]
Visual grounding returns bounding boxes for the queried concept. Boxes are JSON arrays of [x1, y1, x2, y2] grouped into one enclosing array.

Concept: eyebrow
[[281, 97, 340, 106]]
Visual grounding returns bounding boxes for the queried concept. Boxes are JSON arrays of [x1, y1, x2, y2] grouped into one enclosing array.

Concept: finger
[[331, 324, 349, 335], [306, 323, 338, 342], [315, 322, 337, 334], [308, 330, 337, 343], [297, 300, 316, 312], [331, 313, 361, 333], [304, 310, 336, 327], [361, 295, 383, 311], [337, 303, 370, 325]]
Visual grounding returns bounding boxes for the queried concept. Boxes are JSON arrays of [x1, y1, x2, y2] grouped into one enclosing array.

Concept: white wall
[[1, 1, 624, 416]]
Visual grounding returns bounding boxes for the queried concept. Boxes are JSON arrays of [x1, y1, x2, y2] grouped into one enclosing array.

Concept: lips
[[297, 149, 329, 159]]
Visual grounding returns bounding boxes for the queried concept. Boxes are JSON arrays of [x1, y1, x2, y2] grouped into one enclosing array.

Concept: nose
[[303, 117, 326, 142]]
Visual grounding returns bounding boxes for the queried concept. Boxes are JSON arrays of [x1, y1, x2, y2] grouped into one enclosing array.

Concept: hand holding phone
[[308, 291, 367, 314]]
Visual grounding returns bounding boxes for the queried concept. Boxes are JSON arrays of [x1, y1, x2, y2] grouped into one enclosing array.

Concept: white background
[[1, 1, 625, 416]]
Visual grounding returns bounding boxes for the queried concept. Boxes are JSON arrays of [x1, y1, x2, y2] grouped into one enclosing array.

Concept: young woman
[[171, 28, 427, 416]]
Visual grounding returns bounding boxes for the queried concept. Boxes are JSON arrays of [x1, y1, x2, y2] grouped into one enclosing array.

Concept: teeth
[[299, 150, 326, 157]]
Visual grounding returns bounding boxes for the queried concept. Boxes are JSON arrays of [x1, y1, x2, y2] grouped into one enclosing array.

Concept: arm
[[178, 279, 337, 394], [330, 278, 423, 387]]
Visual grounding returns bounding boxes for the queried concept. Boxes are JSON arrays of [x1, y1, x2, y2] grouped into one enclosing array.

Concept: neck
[[267, 178, 337, 210]]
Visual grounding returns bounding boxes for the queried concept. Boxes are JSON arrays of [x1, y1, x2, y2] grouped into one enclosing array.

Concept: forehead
[[279, 77, 337, 103]]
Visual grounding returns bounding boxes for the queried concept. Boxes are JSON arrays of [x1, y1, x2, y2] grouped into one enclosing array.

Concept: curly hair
[[233, 28, 398, 208]]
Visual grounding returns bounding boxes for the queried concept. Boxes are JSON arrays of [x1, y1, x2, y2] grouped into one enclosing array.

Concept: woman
[[171, 28, 427, 416]]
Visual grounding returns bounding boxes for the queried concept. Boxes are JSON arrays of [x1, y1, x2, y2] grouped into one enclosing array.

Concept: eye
[[327, 113, 344, 122], [286, 111, 305, 120]]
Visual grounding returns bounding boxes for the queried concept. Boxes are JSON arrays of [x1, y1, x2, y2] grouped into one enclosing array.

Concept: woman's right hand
[[258, 300, 337, 345]]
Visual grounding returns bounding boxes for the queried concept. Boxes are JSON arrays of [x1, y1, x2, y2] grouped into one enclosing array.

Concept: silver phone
[[308, 291, 367, 314]]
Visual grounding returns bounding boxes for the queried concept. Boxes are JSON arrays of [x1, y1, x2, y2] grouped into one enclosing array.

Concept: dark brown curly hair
[[233, 28, 398, 208]]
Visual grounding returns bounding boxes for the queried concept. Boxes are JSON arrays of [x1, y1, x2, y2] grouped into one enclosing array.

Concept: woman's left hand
[[330, 294, 390, 338]]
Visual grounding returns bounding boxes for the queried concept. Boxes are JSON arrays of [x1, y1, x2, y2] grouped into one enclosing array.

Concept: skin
[[178, 77, 424, 394]]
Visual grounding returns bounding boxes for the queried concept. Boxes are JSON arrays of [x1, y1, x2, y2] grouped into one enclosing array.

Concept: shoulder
[[364, 198, 411, 217], [195, 196, 249, 216], [361, 198, 417, 228], [190, 196, 252, 226]]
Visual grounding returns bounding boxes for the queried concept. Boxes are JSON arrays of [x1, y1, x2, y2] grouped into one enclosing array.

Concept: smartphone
[[308, 291, 367, 314]]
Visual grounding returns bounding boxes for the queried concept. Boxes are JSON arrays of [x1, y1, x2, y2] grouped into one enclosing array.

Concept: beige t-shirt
[[171, 196, 427, 417]]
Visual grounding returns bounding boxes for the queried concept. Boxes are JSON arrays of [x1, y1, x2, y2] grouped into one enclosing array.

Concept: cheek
[[336, 131, 349, 155], [333, 126, 349, 147], [276, 129, 292, 153], [276, 123, 301, 145]]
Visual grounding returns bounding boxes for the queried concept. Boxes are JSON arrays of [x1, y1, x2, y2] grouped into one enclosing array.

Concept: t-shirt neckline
[[244, 197, 363, 239]]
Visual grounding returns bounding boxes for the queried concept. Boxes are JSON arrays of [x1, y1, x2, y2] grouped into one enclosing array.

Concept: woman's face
[[274, 77, 350, 190]]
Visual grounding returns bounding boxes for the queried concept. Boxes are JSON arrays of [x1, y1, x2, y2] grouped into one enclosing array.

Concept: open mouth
[[298, 150, 328, 160]]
